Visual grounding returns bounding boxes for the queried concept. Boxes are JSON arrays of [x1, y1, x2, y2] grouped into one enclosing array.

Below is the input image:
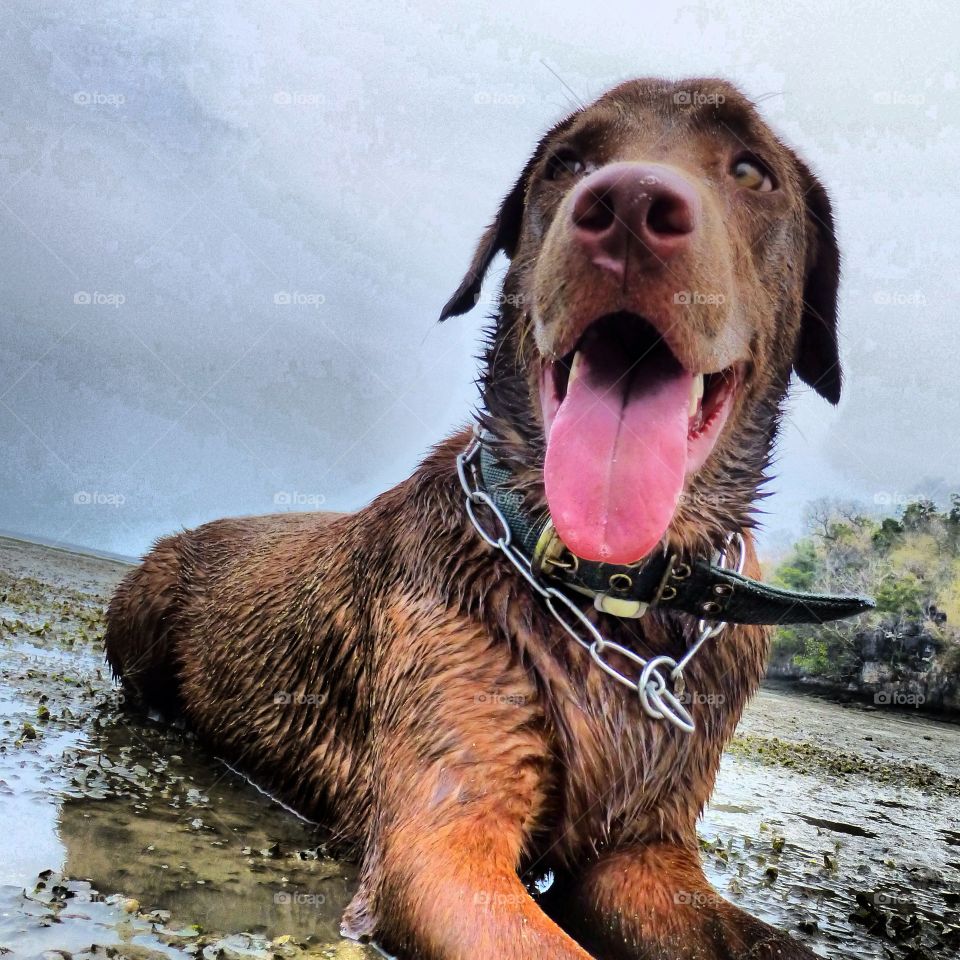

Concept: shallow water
[[1, 537, 957, 959]]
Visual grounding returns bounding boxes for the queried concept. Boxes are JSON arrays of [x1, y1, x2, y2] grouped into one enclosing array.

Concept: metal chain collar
[[456, 428, 745, 734]]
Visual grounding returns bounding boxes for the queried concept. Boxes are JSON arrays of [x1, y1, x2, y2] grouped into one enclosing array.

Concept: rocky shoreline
[[765, 668, 960, 718]]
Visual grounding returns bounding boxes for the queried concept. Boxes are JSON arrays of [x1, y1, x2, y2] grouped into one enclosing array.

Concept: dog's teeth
[[689, 374, 704, 417], [567, 350, 583, 389]]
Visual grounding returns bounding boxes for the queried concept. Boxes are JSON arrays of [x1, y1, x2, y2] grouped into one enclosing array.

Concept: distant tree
[[774, 539, 817, 591], [871, 517, 903, 553], [874, 572, 925, 617], [901, 498, 938, 532]]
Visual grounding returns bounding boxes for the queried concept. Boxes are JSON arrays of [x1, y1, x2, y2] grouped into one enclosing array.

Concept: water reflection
[[56, 717, 358, 943]]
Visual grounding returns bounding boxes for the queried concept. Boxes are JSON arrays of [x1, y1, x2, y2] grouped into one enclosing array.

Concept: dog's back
[[105, 510, 346, 714], [105, 530, 186, 715]]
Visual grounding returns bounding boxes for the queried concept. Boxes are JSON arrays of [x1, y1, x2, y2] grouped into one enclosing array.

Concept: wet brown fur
[[106, 78, 842, 960]]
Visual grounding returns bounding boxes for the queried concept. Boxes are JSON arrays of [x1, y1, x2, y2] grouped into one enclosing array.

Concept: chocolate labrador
[[105, 77, 866, 959]]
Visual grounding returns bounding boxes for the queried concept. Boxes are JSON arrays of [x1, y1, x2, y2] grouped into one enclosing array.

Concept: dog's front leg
[[555, 842, 816, 960], [347, 809, 598, 959], [339, 607, 597, 959]]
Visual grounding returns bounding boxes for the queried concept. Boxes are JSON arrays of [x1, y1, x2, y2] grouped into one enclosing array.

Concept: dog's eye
[[731, 156, 775, 192], [545, 148, 586, 181]]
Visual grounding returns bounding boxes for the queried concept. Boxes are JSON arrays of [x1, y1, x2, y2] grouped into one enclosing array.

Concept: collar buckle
[[531, 520, 576, 576]]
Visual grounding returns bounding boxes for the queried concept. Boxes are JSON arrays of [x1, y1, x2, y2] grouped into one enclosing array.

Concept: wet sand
[[1, 536, 957, 959]]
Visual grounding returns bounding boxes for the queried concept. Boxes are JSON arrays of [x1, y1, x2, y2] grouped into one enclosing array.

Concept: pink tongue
[[544, 338, 692, 564]]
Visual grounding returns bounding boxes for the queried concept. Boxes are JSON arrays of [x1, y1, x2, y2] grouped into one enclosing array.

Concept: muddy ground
[[0, 535, 957, 960]]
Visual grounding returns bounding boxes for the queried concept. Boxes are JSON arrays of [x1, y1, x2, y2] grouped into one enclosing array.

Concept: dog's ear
[[439, 118, 575, 321], [437, 171, 528, 321], [793, 161, 842, 404]]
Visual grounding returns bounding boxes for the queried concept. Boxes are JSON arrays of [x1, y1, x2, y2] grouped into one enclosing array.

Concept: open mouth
[[538, 311, 740, 564]]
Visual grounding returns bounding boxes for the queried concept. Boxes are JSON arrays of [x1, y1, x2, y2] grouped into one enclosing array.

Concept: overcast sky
[[1, 0, 958, 559]]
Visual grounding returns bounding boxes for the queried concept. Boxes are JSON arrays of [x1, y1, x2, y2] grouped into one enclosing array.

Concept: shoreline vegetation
[[767, 496, 960, 716]]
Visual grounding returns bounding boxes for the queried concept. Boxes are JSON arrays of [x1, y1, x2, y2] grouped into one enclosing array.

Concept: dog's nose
[[570, 162, 700, 272]]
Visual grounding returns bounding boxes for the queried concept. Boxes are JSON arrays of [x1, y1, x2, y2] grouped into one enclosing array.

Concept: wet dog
[[106, 77, 841, 959]]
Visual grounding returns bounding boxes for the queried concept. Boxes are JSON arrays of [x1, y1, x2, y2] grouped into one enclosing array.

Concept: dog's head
[[442, 78, 841, 564]]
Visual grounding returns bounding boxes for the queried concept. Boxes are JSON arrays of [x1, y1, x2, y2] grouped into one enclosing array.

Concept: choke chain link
[[456, 430, 745, 734]]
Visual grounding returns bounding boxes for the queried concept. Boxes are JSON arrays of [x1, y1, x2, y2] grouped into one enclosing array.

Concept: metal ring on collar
[[644, 683, 695, 733], [721, 531, 746, 575], [638, 656, 694, 731], [637, 654, 675, 716]]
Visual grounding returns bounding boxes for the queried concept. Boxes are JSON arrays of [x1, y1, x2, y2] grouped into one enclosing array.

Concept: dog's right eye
[[545, 148, 586, 181], [730, 155, 775, 192]]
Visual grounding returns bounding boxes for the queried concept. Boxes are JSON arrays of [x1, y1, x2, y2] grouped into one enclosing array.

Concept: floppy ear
[[793, 164, 842, 404], [437, 170, 529, 321], [438, 117, 576, 321]]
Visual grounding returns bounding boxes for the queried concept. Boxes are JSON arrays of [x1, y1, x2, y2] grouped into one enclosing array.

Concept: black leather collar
[[478, 438, 874, 627]]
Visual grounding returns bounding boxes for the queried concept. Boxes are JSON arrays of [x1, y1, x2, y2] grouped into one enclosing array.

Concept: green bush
[[770, 496, 959, 685]]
